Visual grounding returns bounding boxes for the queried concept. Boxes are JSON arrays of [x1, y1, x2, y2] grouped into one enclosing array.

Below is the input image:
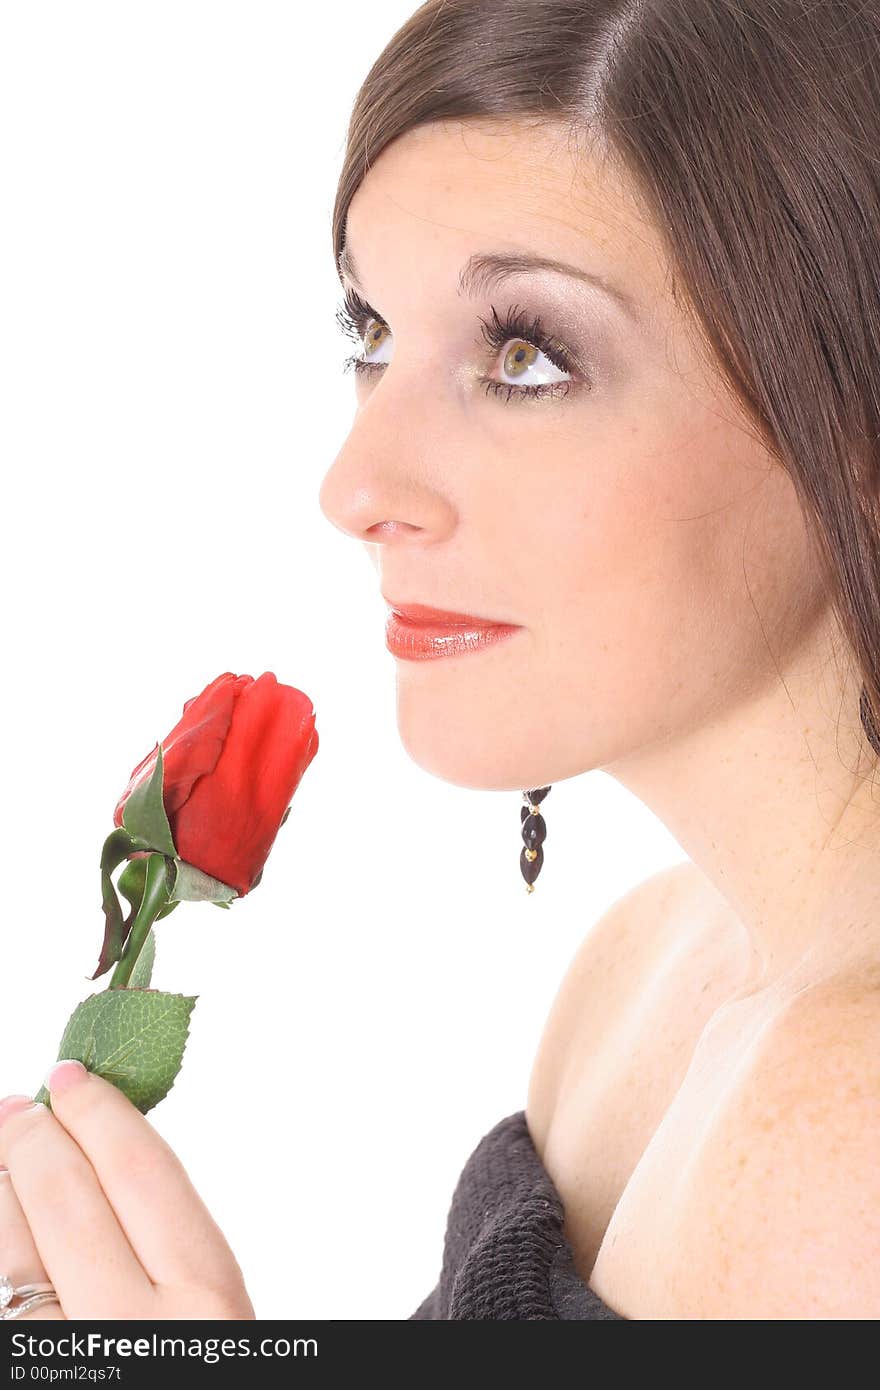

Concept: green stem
[[108, 853, 170, 989]]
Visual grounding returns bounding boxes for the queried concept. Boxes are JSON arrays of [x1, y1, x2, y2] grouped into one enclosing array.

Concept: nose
[[317, 401, 457, 549]]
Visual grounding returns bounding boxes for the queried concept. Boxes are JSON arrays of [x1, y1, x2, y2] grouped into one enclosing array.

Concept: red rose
[[113, 671, 319, 896]]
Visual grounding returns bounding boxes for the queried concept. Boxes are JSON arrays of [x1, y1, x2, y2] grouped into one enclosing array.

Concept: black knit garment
[[410, 1109, 625, 1320]]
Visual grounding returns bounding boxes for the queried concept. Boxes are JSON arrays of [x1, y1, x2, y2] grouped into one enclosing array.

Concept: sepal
[[120, 743, 177, 857], [117, 857, 180, 922], [92, 827, 142, 980], [168, 859, 238, 904]]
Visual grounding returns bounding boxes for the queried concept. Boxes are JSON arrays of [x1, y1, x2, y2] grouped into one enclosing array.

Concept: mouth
[[382, 597, 524, 662], [383, 598, 521, 629]]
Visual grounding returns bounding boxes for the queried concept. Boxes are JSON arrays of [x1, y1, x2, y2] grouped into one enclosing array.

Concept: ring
[[0, 1275, 61, 1319]]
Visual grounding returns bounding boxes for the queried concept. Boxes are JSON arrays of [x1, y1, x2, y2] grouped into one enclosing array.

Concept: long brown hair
[[332, 0, 880, 759]]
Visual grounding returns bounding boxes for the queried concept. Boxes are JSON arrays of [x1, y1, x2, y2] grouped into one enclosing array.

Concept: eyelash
[[334, 286, 585, 404]]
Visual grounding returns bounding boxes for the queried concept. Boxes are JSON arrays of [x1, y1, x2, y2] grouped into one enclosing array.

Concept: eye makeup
[[334, 284, 594, 404]]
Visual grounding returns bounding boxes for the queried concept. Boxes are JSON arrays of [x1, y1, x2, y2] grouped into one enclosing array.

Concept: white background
[[0, 3, 684, 1319]]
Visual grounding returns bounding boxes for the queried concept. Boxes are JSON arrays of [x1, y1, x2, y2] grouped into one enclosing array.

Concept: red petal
[[172, 672, 319, 894], [112, 672, 251, 827]]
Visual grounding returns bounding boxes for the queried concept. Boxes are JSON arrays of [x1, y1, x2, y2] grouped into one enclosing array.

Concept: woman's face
[[318, 118, 826, 792]]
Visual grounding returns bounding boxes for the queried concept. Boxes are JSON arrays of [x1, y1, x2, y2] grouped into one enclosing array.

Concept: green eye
[[335, 289, 588, 403]]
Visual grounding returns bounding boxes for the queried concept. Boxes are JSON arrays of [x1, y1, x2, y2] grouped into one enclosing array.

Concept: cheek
[[521, 403, 817, 748], [388, 390, 821, 793]]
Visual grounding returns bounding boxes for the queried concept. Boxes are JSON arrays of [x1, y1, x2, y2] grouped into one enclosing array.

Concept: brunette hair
[[332, 0, 880, 759]]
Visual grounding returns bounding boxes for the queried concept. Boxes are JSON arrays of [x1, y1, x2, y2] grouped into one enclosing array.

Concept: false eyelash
[[335, 286, 378, 347], [335, 286, 584, 402], [476, 301, 576, 377]]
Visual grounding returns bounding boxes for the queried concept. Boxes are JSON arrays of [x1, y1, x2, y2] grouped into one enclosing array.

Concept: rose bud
[[113, 671, 319, 896]]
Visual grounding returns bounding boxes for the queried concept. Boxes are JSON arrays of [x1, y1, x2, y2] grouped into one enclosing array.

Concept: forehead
[[343, 118, 671, 316]]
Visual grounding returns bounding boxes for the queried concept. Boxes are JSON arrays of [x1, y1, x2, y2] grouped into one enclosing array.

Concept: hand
[[0, 1061, 255, 1320]]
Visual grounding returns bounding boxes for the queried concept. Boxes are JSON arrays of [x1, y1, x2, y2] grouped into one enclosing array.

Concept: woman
[[2, 0, 879, 1321]]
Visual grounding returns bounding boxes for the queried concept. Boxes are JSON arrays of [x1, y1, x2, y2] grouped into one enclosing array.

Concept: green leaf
[[33, 988, 198, 1114], [128, 926, 156, 989], [121, 743, 177, 858]]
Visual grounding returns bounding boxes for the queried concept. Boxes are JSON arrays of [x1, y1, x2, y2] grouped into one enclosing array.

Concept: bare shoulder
[[668, 975, 880, 1318], [526, 860, 715, 1129]]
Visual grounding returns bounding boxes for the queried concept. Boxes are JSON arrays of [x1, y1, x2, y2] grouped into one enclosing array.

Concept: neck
[[603, 615, 880, 997]]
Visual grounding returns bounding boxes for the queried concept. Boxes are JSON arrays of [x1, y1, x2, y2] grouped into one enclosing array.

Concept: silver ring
[[0, 1276, 60, 1319]]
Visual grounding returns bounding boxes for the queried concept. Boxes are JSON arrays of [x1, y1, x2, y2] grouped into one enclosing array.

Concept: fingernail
[[0, 1095, 35, 1128], [45, 1060, 88, 1096]]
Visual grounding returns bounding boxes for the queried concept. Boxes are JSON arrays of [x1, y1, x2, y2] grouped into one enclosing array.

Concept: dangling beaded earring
[[520, 786, 551, 893], [859, 682, 880, 756]]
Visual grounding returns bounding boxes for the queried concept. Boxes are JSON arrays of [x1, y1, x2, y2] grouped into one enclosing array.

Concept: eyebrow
[[337, 244, 639, 323]]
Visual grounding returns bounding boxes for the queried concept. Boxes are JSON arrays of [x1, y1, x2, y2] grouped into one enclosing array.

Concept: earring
[[859, 681, 880, 756], [520, 786, 551, 893]]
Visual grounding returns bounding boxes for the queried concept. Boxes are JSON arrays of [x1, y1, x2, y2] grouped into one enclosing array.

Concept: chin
[[390, 633, 583, 790], [394, 712, 556, 793]]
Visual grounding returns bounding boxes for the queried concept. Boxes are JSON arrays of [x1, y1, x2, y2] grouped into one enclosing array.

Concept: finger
[[0, 1109, 51, 1292], [0, 1133, 63, 1321], [1, 1172, 49, 1281], [0, 1097, 152, 1319], [44, 1061, 239, 1292]]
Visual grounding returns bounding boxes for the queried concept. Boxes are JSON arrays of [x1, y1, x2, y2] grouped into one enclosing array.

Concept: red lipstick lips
[[383, 600, 523, 662]]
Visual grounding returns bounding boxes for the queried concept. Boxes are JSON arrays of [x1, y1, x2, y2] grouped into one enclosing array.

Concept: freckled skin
[[320, 115, 880, 982], [320, 118, 880, 1319], [324, 120, 815, 795]]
